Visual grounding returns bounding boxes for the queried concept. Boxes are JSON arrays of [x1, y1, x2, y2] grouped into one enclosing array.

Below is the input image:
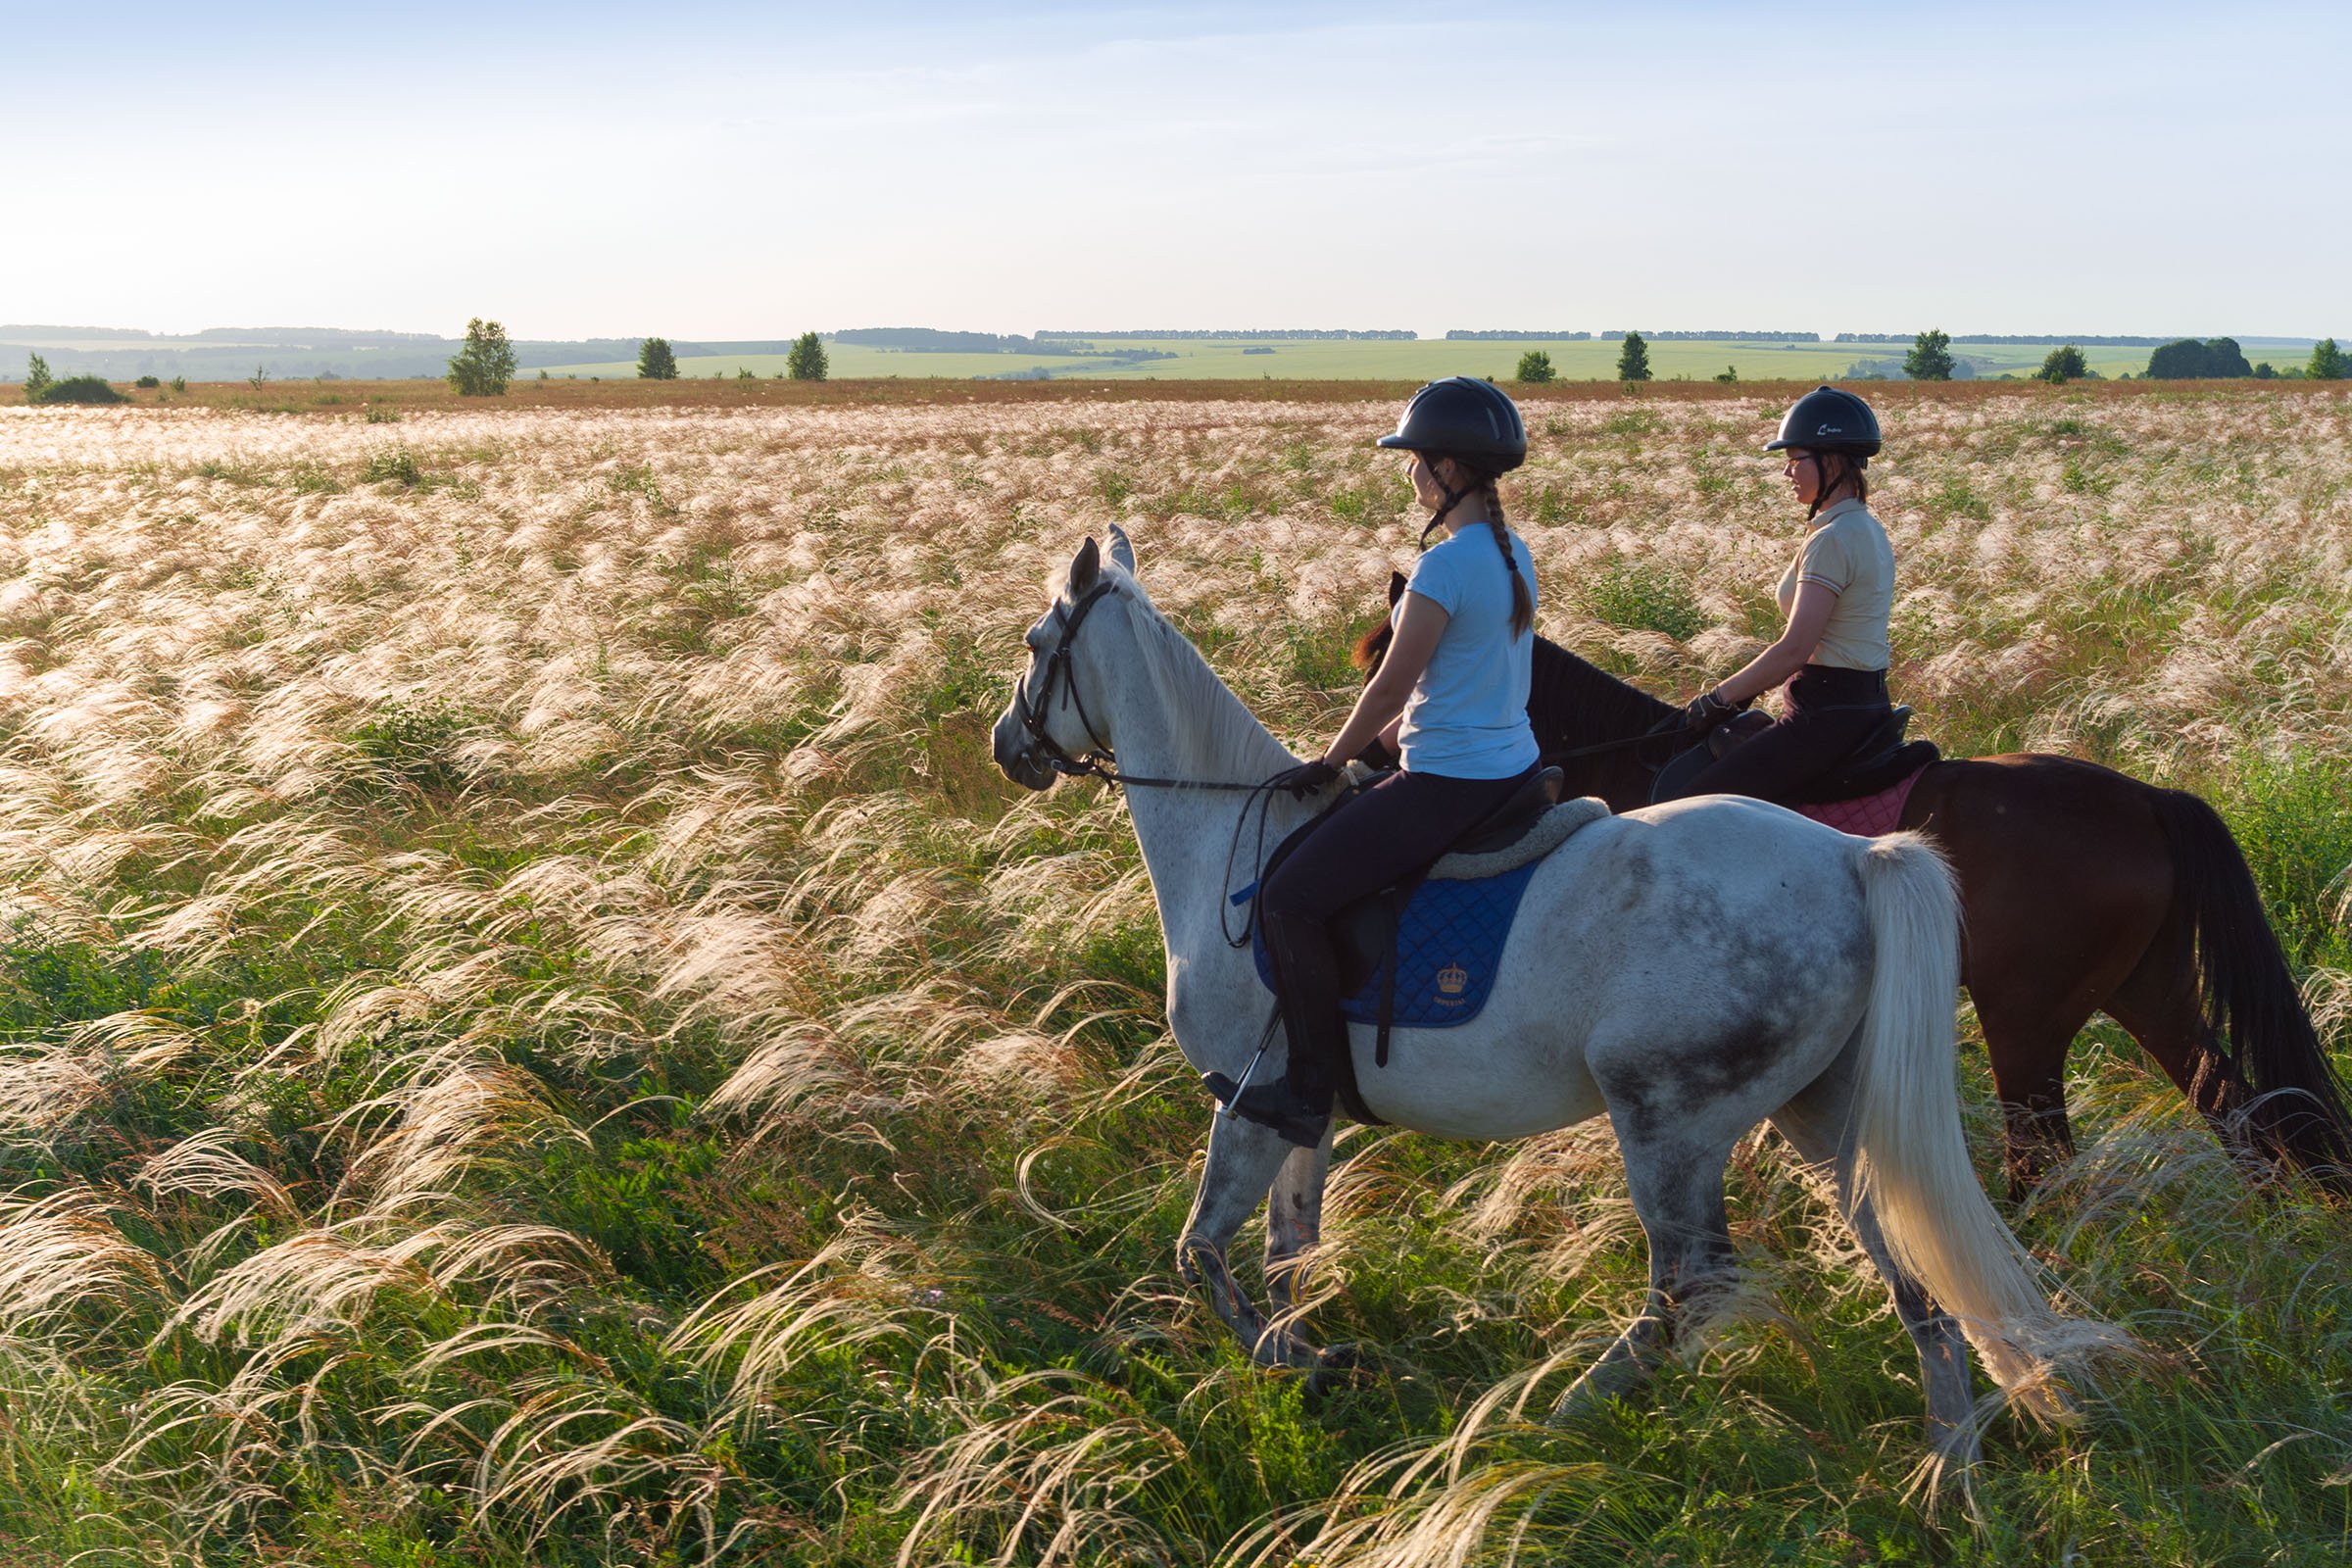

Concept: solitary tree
[[1515, 349, 1555, 384], [1903, 328, 1954, 381], [1713, 364, 1739, 384], [787, 332, 829, 381], [2036, 344, 2089, 383], [446, 318, 517, 396], [1616, 332, 1651, 383], [23, 353, 53, 404], [638, 337, 679, 380], [2310, 337, 2346, 380]]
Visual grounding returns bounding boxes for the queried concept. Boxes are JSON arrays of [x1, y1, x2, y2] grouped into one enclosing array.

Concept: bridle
[[1012, 579, 1267, 795], [1009, 576, 1303, 960]]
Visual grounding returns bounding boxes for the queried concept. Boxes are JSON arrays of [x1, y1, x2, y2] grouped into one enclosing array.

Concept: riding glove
[[1681, 689, 1743, 736], [1268, 759, 1340, 799]]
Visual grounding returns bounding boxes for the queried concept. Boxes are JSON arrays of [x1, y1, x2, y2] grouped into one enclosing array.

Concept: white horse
[[991, 528, 2093, 1460]]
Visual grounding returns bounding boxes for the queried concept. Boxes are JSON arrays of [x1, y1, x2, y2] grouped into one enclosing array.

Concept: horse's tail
[[1849, 832, 2089, 1411], [2149, 786, 2352, 1186]]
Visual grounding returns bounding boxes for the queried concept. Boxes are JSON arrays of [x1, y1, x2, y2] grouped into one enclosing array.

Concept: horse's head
[[991, 527, 1140, 791]]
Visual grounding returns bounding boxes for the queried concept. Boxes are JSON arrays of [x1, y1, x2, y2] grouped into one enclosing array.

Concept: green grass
[[0, 387, 2345, 1565]]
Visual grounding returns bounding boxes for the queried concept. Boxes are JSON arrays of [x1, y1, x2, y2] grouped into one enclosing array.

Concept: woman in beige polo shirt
[[1664, 385, 1895, 804]]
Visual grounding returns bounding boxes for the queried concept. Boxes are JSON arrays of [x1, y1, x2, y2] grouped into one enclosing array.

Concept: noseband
[[1012, 580, 1269, 795]]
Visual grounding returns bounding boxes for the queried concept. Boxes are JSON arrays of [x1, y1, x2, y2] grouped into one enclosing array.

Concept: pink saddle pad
[[1794, 764, 1930, 837]]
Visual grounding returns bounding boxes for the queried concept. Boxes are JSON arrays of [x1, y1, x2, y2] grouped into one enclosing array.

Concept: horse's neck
[[1534, 636, 1676, 808], [1090, 611, 1309, 938]]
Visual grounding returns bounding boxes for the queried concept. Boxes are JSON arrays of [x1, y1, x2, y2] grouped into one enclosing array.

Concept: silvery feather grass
[[0, 386, 2345, 1564]]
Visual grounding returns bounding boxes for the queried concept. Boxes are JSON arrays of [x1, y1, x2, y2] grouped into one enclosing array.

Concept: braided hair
[[1475, 471, 1534, 639]]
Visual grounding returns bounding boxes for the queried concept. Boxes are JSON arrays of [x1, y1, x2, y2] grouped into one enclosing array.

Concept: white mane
[[1053, 563, 1295, 783]]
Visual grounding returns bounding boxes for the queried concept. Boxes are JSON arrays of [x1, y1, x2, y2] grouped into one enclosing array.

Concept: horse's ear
[[1387, 570, 1408, 607], [1106, 522, 1137, 576], [1067, 536, 1101, 598]]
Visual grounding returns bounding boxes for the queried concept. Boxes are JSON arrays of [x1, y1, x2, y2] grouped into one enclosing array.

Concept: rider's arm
[[1712, 580, 1837, 707], [1321, 591, 1447, 765]]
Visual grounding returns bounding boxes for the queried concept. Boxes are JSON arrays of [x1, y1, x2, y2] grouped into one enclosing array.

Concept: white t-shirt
[[1396, 524, 1541, 778]]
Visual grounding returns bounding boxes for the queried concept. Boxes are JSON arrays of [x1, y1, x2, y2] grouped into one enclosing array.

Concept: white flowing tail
[[1850, 833, 2093, 1412]]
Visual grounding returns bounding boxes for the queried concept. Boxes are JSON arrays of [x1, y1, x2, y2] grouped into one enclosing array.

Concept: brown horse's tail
[[2152, 787, 2352, 1186]]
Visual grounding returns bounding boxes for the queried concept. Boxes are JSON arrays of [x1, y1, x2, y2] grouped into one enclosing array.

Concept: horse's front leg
[[1178, 1110, 1327, 1369]]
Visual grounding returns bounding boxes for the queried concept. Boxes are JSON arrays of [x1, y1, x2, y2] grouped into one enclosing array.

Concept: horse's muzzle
[[991, 703, 1056, 791]]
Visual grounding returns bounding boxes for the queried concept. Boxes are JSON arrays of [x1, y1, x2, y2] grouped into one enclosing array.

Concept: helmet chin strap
[[1417, 459, 1476, 548]]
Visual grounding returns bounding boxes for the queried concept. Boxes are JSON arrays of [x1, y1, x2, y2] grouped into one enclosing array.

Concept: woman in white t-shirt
[[1213, 378, 1542, 1148], [1661, 385, 1897, 805]]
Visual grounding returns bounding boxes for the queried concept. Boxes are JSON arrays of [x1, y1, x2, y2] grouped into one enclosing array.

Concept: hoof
[[1304, 1343, 1367, 1397]]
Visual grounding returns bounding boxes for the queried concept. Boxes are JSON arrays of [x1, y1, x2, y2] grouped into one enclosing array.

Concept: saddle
[[1247, 767, 1592, 1124], [1652, 706, 1940, 808]]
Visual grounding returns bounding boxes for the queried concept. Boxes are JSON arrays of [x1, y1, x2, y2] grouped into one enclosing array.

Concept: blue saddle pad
[[1250, 859, 1543, 1030]]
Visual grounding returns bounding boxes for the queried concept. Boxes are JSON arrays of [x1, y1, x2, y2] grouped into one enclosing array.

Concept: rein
[[1012, 577, 1320, 950]]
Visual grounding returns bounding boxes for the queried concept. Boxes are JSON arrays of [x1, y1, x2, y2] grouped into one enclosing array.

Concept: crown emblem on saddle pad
[[1435, 962, 1469, 999]]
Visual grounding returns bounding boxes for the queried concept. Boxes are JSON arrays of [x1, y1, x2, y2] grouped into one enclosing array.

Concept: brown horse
[[1355, 575, 2351, 1198]]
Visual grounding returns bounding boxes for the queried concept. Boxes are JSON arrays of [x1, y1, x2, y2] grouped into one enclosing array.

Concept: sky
[[3, 0, 2346, 340]]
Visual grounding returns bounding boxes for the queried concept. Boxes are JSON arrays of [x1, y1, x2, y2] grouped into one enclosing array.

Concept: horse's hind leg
[[1178, 1111, 1326, 1369], [1772, 1057, 1981, 1464], [1551, 1113, 1740, 1420]]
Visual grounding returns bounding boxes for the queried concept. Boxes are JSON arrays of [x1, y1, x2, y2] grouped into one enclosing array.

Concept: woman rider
[[1219, 377, 1542, 1148], [1663, 385, 1895, 804]]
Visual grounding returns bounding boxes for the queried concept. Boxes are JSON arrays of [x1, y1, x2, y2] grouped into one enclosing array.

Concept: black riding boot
[[1210, 910, 1348, 1148]]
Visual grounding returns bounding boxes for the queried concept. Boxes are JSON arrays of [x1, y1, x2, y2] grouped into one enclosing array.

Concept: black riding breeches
[[1667, 664, 1891, 806], [1260, 764, 1541, 924]]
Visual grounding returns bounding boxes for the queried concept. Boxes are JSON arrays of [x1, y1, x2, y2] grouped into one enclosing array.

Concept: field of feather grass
[[0, 382, 2346, 1567]]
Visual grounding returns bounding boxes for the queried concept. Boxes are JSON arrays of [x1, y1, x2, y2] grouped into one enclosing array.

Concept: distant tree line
[[1838, 333, 2180, 345], [1033, 329, 1415, 340], [838, 328, 1046, 353], [1448, 330, 1595, 341], [1606, 329, 1821, 341]]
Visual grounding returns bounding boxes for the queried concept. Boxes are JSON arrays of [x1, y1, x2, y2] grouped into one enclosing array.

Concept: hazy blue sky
[[4, 1, 2345, 338]]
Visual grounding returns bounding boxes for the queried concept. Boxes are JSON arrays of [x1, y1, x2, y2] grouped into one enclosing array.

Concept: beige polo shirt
[[1774, 497, 1894, 670]]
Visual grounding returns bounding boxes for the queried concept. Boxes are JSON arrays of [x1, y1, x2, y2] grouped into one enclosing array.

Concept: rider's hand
[[1681, 689, 1740, 736], [1268, 759, 1340, 799]]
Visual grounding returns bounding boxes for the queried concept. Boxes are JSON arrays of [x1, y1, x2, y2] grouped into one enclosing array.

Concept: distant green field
[[530, 335, 2324, 384]]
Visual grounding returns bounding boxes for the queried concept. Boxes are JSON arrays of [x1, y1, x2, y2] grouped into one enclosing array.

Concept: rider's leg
[[1233, 766, 1535, 1144], [1659, 705, 1885, 806]]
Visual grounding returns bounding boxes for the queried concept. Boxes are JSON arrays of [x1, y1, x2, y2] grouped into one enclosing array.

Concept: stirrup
[[1201, 1072, 1329, 1149]]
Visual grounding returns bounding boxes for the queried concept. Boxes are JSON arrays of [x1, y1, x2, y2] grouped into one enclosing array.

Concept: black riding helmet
[[1377, 376, 1529, 471], [1767, 385, 1882, 458]]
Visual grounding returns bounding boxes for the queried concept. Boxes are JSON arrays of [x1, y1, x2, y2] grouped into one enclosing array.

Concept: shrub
[[1615, 332, 1650, 383], [638, 337, 678, 379], [1588, 559, 1706, 640], [250, 365, 269, 390], [1515, 350, 1555, 384], [362, 448, 423, 487], [2036, 345, 2090, 383], [446, 318, 516, 396], [169, 375, 186, 394], [2310, 338, 2346, 380], [36, 375, 129, 406], [23, 352, 52, 403], [1713, 364, 1739, 383], [787, 331, 829, 381], [364, 405, 401, 424], [1903, 328, 1954, 381], [133, 374, 161, 390]]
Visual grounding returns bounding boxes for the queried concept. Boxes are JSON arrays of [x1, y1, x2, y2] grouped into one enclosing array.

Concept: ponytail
[[1479, 473, 1534, 639]]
